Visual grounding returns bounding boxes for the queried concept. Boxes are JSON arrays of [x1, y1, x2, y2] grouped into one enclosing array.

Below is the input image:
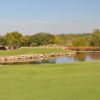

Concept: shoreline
[[75, 51, 100, 52], [0, 52, 76, 63], [0, 51, 100, 64]]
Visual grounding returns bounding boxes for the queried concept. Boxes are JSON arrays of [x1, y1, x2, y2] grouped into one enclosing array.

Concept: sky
[[0, 0, 100, 35]]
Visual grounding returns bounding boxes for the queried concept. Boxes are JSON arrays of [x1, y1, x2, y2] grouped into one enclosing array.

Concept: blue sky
[[0, 0, 100, 35]]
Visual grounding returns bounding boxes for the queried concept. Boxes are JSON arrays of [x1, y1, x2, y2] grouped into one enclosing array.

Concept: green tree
[[5, 31, 22, 47], [20, 35, 30, 46], [0, 36, 7, 46], [73, 37, 87, 46], [28, 32, 55, 46], [89, 29, 100, 46]]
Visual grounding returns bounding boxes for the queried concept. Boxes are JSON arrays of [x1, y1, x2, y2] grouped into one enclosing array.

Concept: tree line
[[0, 29, 100, 47]]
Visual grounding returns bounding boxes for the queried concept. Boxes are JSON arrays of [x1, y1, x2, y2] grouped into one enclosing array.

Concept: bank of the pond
[[0, 51, 76, 63], [0, 60, 100, 100]]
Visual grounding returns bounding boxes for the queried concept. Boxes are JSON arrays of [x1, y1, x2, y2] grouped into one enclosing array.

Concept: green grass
[[0, 48, 72, 56], [0, 60, 100, 100]]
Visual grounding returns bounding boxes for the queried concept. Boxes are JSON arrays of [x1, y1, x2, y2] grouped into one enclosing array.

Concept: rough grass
[[0, 60, 100, 100], [0, 48, 72, 56]]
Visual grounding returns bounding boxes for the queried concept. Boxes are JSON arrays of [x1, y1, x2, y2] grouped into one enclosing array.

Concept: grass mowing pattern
[[0, 48, 72, 56], [0, 60, 100, 100]]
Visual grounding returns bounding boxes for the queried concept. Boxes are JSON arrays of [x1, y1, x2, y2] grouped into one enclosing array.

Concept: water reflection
[[74, 52, 100, 61], [87, 52, 100, 60], [1, 58, 57, 65], [74, 52, 86, 61], [35, 59, 56, 64], [1, 52, 100, 65]]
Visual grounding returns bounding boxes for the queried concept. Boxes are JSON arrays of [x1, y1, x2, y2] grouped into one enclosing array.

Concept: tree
[[66, 40, 73, 46], [73, 37, 87, 46], [20, 35, 30, 46], [0, 36, 7, 46], [28, 32, 55, 46], [89, 29, 100, 46], [5, 31, 22, 47], [54, 35, 61, 44]]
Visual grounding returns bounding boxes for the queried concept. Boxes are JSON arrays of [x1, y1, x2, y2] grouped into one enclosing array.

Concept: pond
[[1, 52, 100, 65]]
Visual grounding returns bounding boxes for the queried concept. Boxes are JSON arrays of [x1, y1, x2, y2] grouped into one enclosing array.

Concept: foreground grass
[[0, 48, 72, 56], [0, 60, 100, 100]]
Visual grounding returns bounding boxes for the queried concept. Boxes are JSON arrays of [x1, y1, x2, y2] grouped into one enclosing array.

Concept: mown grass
[[0, 60, 100, 100], [0, 48, 72, 56]]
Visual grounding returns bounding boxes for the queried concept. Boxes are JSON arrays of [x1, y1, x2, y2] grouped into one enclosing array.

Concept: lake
[[1, 52, 100, 65]]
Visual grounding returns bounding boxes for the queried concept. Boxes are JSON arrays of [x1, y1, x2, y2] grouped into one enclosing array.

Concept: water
[[1, 52, 100, 65], [37, 52, 100, 64]]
